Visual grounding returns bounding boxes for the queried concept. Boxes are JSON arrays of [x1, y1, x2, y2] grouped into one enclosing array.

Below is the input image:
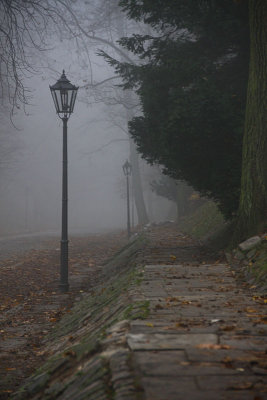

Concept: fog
[[0, 3, 174, 236]]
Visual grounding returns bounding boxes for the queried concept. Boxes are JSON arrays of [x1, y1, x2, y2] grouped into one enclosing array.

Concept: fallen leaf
[[146, 322, 154, 327], [222, 356, 233, 368], [222, 356, 233, 366], [175, 322, 188, 328], [228, 382, 253, 390], [36, 350, 46, 356], [165, 297, 179, 302], [246, 307, 258, 313], [64, 349, 76, 358], [163, 322, 189, 330], [196, 343, 231, 350], [220, 325, 236, 331]]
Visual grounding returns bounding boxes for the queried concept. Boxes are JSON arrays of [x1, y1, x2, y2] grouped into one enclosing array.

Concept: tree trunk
[[176, 181, 193, 220], [115, 10, 149, 226], [129, 137, 149, 225], [235, 0, 267, 241]]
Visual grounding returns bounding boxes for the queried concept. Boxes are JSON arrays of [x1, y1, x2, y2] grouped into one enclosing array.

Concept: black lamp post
[[50, 70, 78, 292], [122, 160, 132, 239]]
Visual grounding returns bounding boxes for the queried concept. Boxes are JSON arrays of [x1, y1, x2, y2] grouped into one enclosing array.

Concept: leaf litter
[[0, 231, 128, 398]]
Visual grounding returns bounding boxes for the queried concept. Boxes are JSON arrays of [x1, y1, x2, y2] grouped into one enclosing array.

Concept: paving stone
[[177, 310, 248, 318], [219, 335, 267, 351], [140, 377, 198, 400], [130, 321, 221, 334], [134, 350, 186, 366], [134, 351, 244, 376], [214, 393, 264, 400], [197, 375, 267, 391], [138, 377, 257, 400], [186, 348, 265, 363], [127, 333, 218, 350]]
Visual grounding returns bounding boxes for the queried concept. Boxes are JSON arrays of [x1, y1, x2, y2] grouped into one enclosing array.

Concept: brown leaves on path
[[196, 343, 231, 350]]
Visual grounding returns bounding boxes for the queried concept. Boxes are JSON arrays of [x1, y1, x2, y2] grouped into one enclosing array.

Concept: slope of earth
[[0, 231, 128, 399]]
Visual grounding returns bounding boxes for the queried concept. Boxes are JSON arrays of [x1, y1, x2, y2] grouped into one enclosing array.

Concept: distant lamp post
[[122, 160, 132, 239], [50, 70, 78, 292]]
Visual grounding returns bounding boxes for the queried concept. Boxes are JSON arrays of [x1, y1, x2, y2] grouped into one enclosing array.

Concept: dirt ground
[[0, 231, 128, 399]]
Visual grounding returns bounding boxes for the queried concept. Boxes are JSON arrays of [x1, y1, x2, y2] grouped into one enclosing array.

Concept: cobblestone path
[[126, 225, 267, 400]]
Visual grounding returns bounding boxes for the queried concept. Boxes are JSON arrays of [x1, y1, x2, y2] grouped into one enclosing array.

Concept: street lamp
[[50, 70, 78, 292], [122, 160, 132, 239]]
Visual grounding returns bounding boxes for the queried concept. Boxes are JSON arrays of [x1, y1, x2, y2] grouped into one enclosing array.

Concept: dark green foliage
[[103, 0, 249, 218]]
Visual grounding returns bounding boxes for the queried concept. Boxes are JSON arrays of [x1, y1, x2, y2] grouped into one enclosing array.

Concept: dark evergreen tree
[[101, 0, 249, 218]]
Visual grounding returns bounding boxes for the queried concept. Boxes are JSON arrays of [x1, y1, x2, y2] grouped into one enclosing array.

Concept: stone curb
[[226, 233, 267, 293]]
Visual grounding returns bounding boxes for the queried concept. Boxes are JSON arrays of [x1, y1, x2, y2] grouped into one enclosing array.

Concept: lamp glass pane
[[51, 89, 60, 113], [69, 90, 78, 113], [59, 90, 67, 113]]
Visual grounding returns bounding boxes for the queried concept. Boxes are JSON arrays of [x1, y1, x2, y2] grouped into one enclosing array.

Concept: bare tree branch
[[56, 0, 135, 64], [83, 138, 128, 157]]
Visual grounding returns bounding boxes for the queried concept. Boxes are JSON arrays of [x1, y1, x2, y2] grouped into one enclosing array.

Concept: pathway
[[125, 225, 267, 399]]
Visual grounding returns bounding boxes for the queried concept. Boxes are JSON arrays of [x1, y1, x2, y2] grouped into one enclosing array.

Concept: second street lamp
[[122, 160, 132, 239], [50, 70, 78, 292]]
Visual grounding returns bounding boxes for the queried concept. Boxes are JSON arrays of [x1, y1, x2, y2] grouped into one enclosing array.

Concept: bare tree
[[54, 0, 149, 224], [0, 0, 67, 113]]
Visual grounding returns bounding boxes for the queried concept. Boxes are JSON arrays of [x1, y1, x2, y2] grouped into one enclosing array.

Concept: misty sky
[[0, 3, 174, 235]]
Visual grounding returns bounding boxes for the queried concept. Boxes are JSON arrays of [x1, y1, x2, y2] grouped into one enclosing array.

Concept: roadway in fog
[[0, 228, 124, 261], [0, 232, 60, 261]]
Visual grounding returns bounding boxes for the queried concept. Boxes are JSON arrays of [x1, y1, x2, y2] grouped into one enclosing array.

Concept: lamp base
[[59, 282, 69, 293]]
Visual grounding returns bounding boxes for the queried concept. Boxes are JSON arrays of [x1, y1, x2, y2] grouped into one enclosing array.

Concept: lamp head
[[122, 160, 132, 176], [50, 70, 78, 119]]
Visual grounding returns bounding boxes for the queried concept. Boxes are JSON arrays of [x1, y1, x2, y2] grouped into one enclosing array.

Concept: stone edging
[[226, 234, 267, 294]]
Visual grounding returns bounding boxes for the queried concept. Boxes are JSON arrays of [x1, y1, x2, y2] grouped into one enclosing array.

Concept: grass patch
[[179, 201, 226, 240], [123, 300, 150, 320], [248, 241, 267, 288]]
